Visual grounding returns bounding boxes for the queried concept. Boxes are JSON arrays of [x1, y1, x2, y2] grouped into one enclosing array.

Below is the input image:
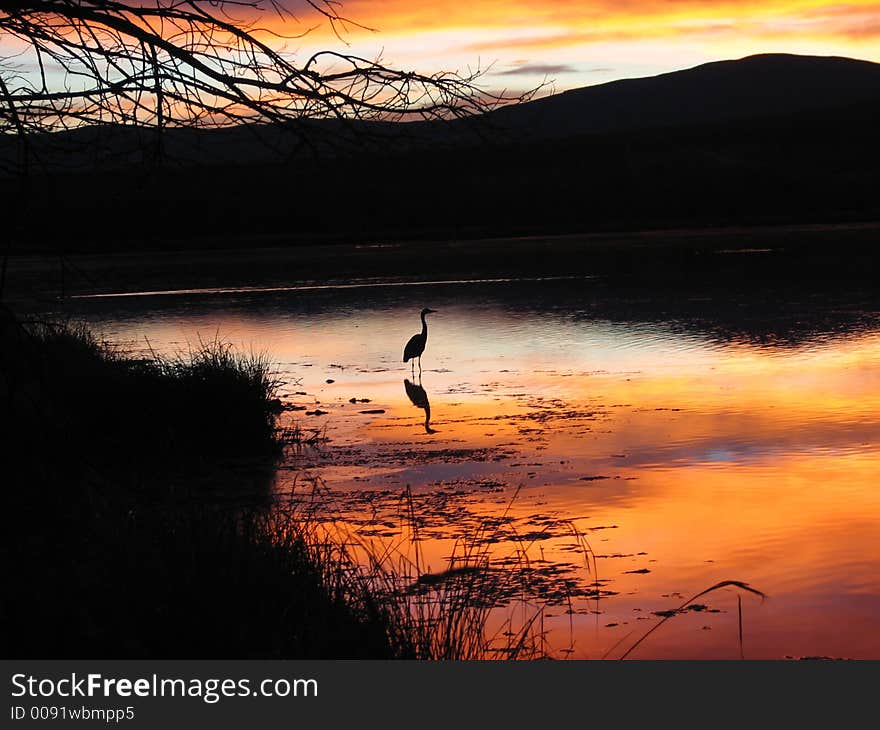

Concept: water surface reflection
[[53, 277, 880, 658], [404, 378, 436, 434]]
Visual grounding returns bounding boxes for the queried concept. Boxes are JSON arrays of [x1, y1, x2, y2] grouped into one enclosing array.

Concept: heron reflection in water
[[404, 377, 437, 434]]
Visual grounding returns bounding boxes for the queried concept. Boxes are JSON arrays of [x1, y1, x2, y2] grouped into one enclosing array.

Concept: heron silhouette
[[404, 377, 436, 434], [402, 308, 436, 374]]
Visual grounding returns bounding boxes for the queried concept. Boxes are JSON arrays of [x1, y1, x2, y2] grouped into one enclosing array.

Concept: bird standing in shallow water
[[403, 308, 436, 373]]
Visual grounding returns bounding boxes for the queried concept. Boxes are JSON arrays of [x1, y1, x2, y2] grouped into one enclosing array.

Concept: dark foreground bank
[[0, 311, 396, 658], [1, 311, 556, 659]]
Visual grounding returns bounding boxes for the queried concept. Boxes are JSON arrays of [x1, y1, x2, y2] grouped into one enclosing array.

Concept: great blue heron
[[402, 308, 436, 373]]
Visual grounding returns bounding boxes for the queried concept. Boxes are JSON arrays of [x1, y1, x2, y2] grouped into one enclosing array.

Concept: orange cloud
[[12, 0, 875, 97], [323, 0, 880, 34], [251, 0, 880, 90]]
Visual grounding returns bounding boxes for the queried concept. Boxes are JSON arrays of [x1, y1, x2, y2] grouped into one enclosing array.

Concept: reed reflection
[[404, 377, 437, 434]]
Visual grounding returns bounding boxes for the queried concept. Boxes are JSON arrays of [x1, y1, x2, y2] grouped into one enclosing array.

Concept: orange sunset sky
[[276, 0, 880, 90]]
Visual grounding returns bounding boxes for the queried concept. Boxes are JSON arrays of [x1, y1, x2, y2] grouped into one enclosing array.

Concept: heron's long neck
[[420, 313, 428, 338]]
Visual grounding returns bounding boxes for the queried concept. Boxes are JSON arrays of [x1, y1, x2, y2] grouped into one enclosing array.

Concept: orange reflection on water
[[277, 329, 880, 659], [97, 304, 880, 658]]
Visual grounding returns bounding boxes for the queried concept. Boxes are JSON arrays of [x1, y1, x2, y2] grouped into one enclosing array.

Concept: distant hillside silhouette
[[3, 53, 880, 251], [486, 54, 880, 140], [5, 53, 880, 170]]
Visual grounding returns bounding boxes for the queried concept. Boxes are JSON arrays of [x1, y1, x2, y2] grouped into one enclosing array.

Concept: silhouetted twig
[[0, 0, 535, 169]]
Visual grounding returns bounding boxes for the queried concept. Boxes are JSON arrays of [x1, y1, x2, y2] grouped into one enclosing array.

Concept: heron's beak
[[426, 308, 437, 313]]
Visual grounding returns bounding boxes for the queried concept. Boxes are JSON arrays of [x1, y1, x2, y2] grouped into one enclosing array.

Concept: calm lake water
[[54, 275, 880, 659]]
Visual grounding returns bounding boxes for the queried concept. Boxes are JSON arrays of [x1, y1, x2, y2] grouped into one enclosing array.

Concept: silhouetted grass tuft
[[11, 322, 282, 472], [280, 482, 568, 660]]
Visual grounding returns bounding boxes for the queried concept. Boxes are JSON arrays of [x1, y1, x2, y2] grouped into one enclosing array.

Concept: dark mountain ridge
[[5, 53, 880, 170], [487, 53, 880, 139], [3, 53, 880, 251]]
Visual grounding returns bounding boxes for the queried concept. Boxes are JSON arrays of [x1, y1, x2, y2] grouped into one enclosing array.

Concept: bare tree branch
[[0, 0, 533, 164]]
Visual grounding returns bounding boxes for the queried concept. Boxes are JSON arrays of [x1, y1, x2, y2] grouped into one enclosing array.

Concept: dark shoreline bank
[[0, 319, 395, 659], [6, 220, 880, 304]]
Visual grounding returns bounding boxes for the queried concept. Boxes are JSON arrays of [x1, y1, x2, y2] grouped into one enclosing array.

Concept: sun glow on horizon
[[256, 0, 880, 91], [3, 0, 878, 125]]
